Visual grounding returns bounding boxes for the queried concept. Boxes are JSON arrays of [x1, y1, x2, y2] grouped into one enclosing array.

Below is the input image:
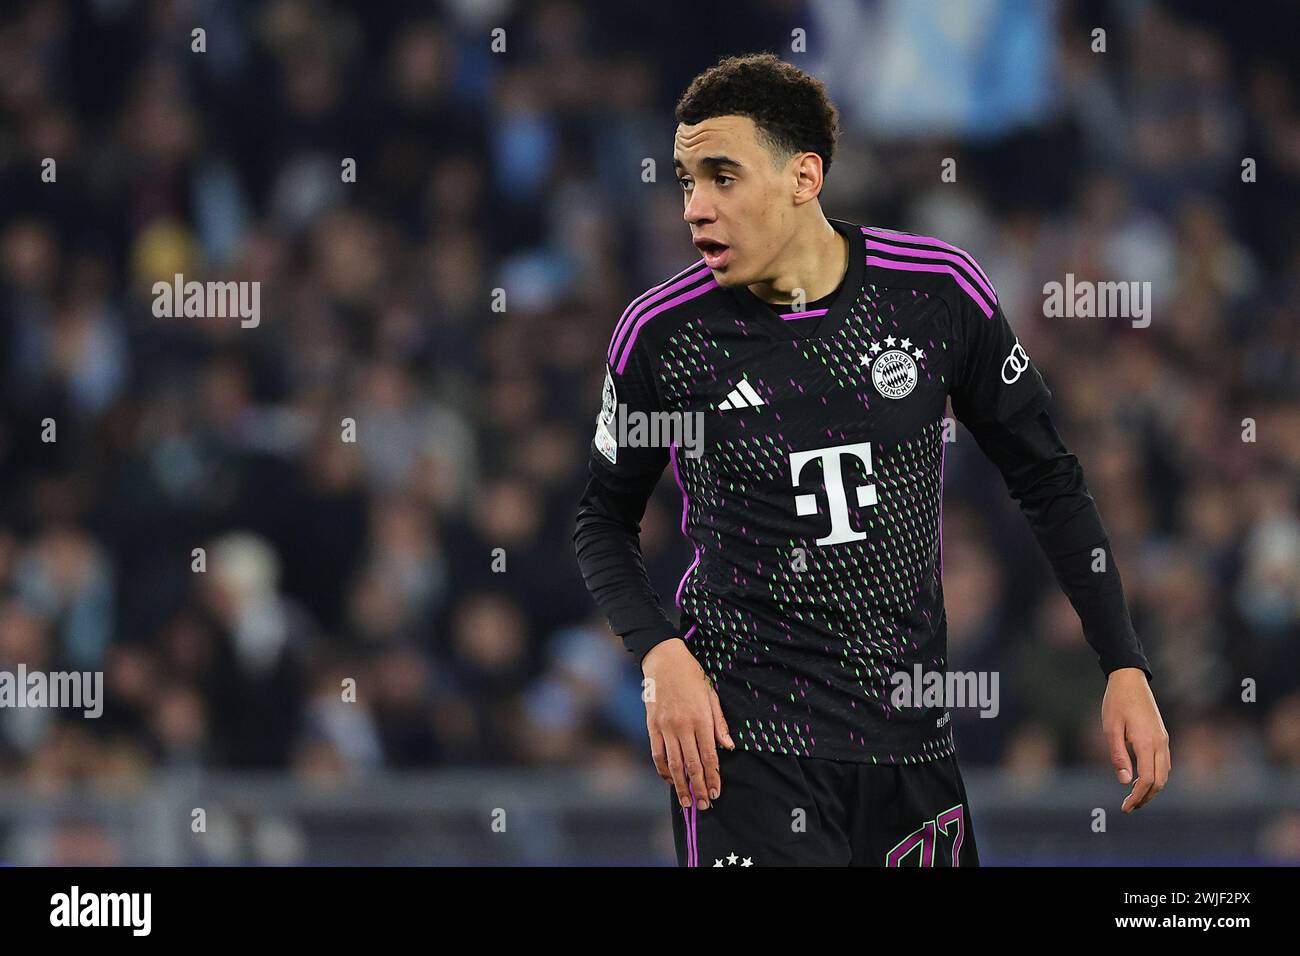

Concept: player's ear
[[793, 152, 823, 204]]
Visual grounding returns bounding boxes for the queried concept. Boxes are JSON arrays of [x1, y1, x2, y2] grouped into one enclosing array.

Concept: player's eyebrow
[[673, 155, 744, 173]]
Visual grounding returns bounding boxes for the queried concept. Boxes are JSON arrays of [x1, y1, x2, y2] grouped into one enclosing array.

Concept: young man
[[574, 53, 1170, 866]]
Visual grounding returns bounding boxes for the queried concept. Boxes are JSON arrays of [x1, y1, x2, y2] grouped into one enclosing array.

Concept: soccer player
[[573, 53, 1170, 866]]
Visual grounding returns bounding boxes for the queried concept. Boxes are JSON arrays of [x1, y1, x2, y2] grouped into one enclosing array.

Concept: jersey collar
[[726, 217, 864, 342]]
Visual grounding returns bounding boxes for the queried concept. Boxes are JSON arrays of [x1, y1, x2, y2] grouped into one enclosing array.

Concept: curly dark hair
[[675, 52, 841, 178]]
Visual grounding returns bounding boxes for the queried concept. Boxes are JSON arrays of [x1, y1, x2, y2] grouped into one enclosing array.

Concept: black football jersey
[[588, 218, 1052, 764]]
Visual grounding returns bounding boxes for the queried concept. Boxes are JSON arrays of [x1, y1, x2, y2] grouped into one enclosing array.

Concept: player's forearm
[[966, 410, 1153, 681], [1037, 538, 1150, 679], [573, 473, 679, 665]]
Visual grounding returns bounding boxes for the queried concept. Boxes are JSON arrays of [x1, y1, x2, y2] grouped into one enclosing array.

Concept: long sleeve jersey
[[574, 219, 1151, 764]]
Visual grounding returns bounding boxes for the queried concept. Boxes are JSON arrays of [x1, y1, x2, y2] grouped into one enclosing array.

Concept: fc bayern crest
[[871, 349, 918, 399]]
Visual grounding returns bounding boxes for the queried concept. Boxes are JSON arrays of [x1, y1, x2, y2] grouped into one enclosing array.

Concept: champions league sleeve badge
[[593, 366, 619, 463], [600, 366, 618, 424]]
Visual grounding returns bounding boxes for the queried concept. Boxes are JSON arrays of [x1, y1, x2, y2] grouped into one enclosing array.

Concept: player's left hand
[[1101, 668, 1171, 813]]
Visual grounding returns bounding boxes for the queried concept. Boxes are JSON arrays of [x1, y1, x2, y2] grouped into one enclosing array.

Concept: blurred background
[[0, 0, 1297, 865]]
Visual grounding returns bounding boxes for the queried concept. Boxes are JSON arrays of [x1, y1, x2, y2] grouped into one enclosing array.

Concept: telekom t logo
[[788, 442, 877, 546]]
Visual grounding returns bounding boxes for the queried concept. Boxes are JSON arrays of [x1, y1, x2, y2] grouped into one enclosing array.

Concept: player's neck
[[747, 216, 848, 307]]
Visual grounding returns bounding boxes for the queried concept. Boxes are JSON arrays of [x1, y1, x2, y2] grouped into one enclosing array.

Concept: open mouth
[[694, 239, 730, 269]]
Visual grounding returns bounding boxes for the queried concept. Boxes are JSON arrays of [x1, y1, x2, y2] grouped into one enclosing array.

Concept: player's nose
[[683, 189, 715, 225]]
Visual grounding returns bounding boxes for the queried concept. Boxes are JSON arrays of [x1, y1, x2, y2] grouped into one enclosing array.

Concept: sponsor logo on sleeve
[[1001, 339, 1031, 384]]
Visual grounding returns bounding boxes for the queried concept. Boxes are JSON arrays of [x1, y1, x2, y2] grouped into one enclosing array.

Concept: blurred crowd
[[0, 0, 1297, 816]]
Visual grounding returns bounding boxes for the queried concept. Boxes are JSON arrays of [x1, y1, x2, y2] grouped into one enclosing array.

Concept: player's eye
[[716, 175, 735, 187]]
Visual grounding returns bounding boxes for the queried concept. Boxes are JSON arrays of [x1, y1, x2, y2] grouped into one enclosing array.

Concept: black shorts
[[670, 748, 980, 867]]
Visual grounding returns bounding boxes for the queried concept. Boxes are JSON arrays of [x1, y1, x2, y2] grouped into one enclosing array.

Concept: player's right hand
[[642, 637, 735, 811]]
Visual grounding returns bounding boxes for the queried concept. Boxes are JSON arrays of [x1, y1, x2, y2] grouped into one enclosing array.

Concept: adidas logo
[[717, 378, 765, 410]]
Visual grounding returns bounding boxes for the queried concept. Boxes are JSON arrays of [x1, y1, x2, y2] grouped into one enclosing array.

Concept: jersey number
[[885, 804, 966, 866]]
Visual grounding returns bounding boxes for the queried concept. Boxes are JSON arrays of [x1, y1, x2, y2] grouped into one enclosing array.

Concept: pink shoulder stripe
[[862, 227, 995, 295], [612, 275, 718, 374], [864, 237, 997, 313], [865, 256, 995, 318], [607, 261, 711, 364]]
